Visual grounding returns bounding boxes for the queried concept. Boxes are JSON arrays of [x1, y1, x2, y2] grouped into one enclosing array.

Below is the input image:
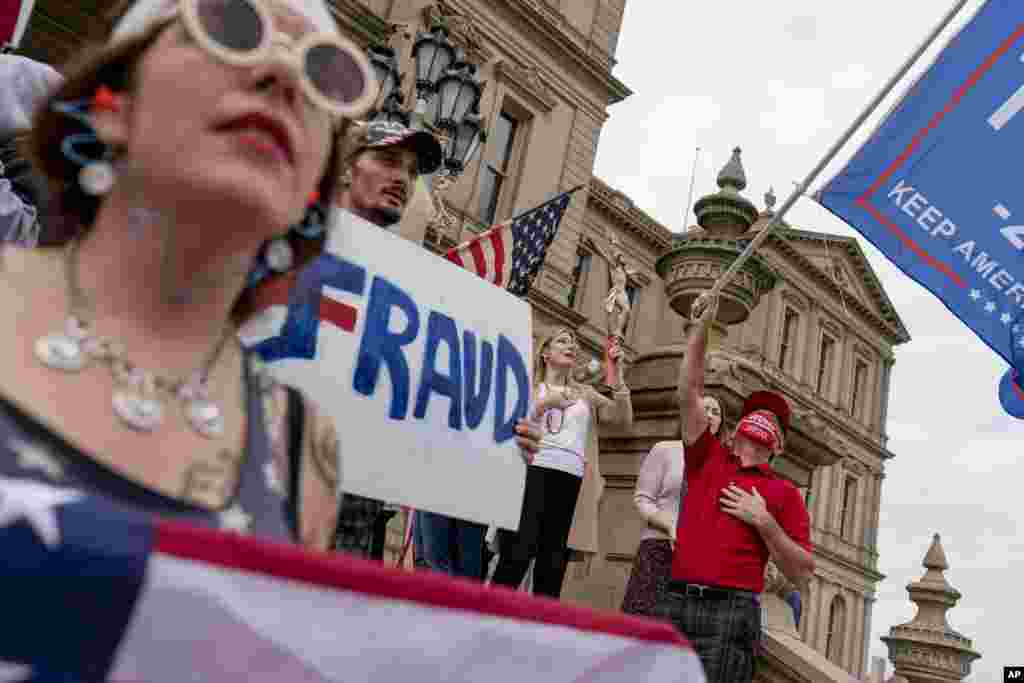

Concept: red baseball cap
[[741, 390, 791, 434]]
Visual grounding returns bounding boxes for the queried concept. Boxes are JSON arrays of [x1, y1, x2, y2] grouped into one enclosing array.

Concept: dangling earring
[[340, 171, 353, 187], [53, 86, 124, 197], [292, 198, 327, 239]]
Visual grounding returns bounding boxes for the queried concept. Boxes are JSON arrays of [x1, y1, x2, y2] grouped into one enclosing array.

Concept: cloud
[[784, 15, 819, 42], [831, 63, 874, 91], [758, 81, 831, 146]]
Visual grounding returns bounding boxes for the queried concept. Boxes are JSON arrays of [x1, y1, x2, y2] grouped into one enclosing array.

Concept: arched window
[[825, 594, 847, 665]]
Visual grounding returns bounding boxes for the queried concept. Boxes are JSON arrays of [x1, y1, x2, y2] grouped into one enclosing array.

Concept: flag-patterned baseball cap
[[355, 120, 443, 175]]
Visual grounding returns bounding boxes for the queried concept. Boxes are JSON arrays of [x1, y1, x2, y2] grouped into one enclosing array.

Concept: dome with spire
[[717, 146, 748, 192], [692, 146, 759, 238]]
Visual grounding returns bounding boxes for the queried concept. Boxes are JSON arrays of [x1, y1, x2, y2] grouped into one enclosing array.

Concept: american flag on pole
[[446, 188, 577, 297], [0, 478, 705, 682], [1, 0, 37, 48]]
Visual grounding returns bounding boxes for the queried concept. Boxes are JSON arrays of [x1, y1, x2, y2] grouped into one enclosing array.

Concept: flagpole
[[706, 0, 969, 301], [683, 146, 700, 231], [9, 0, 37, 49]]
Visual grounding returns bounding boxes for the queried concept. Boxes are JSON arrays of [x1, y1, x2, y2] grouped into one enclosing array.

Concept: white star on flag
[[1002, 313, 1013, 325], [219, 503, 252, 533], [985, 301, 997, 313], [0, 477, 82, 549], [263, 461, 284, 496], [0, 661, 32, 683], [9, 438, 64, 480], [970, 289, 982, 300]]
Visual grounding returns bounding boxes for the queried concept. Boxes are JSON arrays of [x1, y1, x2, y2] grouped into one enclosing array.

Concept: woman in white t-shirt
[[490, 327, 633, 598], [621, 396, 722, 616]]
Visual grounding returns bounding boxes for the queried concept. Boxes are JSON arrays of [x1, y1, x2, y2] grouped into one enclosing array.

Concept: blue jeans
[[413, 510, 486, 580]]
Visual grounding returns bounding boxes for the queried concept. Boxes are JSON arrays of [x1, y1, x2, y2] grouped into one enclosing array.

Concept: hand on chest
[[714, 471, 782, 534]]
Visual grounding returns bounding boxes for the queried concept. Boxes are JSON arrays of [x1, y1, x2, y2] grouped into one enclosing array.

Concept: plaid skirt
[[620, 538, 673, 617]]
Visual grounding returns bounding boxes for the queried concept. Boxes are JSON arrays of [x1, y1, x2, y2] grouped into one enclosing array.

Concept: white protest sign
[[240, 211, 531, 530]]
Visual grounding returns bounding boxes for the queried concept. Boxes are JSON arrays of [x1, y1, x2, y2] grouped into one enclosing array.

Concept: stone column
[[830, 464, 844, 534], [862, 596, 875, 678], [812, 580, 829, 652], [879, 358, 894, 435], [803, 575, 820, 645], [837, 330, 851, 413], [869, 472, 884, 551], [849, 590, 865, 677], [815, 465, 832, 533]]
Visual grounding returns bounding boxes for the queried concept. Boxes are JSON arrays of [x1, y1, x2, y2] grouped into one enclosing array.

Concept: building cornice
[[467, 0, 632, 105], [814, 544, 886, 585], [587, 178, 673, 252]]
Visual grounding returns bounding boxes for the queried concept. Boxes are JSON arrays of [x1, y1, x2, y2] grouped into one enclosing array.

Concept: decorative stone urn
[[655, 147, 776, 325]]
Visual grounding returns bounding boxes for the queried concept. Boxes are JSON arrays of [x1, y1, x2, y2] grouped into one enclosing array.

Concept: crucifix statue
[[583, 231, 639, 385]]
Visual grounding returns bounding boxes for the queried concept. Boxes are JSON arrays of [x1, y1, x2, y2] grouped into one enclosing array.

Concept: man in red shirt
[[656, 292, 815, 683]]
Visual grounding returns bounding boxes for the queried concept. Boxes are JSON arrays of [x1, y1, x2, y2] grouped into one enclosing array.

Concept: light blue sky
[[593, 1, 1020, 680]]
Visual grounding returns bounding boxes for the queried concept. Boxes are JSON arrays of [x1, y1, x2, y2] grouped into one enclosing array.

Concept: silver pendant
[[112, 390, 164, 432], [34, 333, 87, 371], [79, 161, 115, 196], [185, 398, 225, 438], [264, 237, 294, 272]]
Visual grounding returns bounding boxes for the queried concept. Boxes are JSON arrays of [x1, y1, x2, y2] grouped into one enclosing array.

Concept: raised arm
[[679, 292, 717, 446], [583, 234, 614, 269], [587, 344, 632, 428]]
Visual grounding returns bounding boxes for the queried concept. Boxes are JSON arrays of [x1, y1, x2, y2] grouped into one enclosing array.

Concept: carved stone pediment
[[704, 350, 766, 396], [421, 1, 493, 64], [492, 59, 559, 112], [844, 456, 866, 474]]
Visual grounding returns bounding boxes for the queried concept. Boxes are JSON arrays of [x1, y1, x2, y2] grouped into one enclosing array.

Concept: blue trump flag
[[818, 0, 1024, 371]]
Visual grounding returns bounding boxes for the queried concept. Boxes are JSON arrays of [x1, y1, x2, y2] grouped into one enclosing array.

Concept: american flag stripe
[[489, 227, 507, 286], [445, 190, 576, 297], [468, 237, 490, 282], [446, 248, 466, 269]]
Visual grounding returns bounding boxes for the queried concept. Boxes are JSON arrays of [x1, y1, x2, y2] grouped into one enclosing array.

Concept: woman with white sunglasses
[[0, 0, 383, 549]]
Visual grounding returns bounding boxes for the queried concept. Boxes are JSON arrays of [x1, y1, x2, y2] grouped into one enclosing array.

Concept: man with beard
[[330, 120, 444, 560], [334, 120, 441, 231]]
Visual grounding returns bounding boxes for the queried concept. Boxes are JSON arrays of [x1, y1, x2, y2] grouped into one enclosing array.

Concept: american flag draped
[[0, 477, 705, 682], [445, 188, 578, 296]]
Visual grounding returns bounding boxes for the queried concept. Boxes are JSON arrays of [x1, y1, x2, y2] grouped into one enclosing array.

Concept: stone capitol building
[[20, 0, 982, 681]]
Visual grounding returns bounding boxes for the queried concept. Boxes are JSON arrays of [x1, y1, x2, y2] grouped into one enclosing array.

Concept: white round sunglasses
[[143, 0, 378, 118]]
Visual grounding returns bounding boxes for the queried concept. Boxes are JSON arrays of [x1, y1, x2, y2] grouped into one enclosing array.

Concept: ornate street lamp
[[372, 91, 411, 128], [368, 45, 400, 104], [433, 63, 482, 132], [442, 110, 483, 176], [411, 25, 456, 113]]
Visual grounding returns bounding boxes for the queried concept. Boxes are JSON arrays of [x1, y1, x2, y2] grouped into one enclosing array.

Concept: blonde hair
[[534, 326, 580, 389]]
